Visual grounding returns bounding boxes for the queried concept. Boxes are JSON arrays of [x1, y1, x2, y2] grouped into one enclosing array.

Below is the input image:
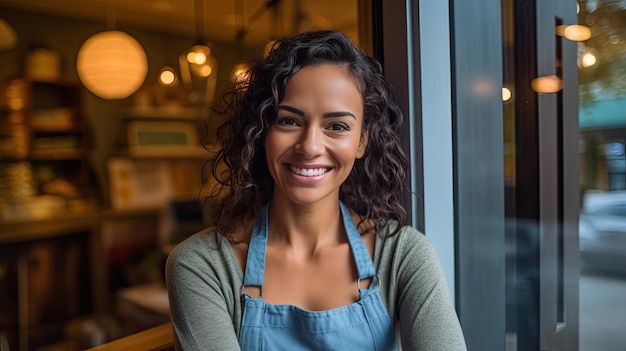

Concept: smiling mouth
[[288, 166, 330, 177]]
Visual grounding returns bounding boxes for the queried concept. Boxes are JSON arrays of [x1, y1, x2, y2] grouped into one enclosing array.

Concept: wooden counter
[[86, 323, 174, 351], [0, 211, 102, 244], [0, 207, 165, 350], [0, 207, 163, 244]]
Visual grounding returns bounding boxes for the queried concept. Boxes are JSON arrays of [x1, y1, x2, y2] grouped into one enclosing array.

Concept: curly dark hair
[[209, 30, 409, 241]]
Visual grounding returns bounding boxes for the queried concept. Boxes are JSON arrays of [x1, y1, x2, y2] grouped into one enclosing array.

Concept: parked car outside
[[579, 191, 626, 274]]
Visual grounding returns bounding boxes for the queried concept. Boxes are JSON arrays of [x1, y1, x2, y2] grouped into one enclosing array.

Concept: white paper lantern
[[77, 30, 148, 100]]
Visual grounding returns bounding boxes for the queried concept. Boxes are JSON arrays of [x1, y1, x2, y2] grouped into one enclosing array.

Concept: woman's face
[[264, 63, 368, 207]]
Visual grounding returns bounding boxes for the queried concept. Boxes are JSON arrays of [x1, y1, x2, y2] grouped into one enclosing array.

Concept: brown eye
[[277, 117, 300, 126], [328, 122, 350, 132]]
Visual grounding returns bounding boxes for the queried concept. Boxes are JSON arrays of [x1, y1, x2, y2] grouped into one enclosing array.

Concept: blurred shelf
[[30, 124, 86, 133], [0, 78, 99, 217], [116, 147, 208, 159], [122, 106, 202, 120], [29, 150, 88, 160]]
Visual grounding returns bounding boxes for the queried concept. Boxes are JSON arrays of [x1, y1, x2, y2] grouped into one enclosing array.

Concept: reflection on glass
[[502, 1, 626, 350], [503, 87, 512, 101], [581, 50, 597, 67], [578, 1, 626, 351], [563, 24, 592, 41], [531, 75, 563, 93]]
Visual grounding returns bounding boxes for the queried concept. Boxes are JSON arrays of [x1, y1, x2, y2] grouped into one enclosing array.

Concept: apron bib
[[239, 202, 397, 350]]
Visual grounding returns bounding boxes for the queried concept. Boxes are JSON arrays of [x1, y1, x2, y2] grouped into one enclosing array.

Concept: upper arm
[[395, 231, 467, 351], [165, 238, 242, 351]]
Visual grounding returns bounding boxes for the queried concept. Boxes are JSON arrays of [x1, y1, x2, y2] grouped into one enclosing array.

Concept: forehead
[[281, 64, 363, 113]]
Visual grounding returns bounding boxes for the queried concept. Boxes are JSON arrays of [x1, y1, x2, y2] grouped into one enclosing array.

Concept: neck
[[267, 196, 346, 252]]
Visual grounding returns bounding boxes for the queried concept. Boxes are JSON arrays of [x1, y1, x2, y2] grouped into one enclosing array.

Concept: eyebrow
[[277, 104, 356, 119]]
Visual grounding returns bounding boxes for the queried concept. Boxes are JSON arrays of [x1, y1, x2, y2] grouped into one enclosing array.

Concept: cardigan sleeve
[[392, 227, 467, 350], [165, 232, 243, 351]]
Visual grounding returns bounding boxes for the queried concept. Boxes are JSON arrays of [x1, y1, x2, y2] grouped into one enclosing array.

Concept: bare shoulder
[[229, 223, 253, 272]]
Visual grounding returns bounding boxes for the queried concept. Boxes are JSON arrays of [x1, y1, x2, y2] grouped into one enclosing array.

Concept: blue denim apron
[[239, 202, 397, 350]]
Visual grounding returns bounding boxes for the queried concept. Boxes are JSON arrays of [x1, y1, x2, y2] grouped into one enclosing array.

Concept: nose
[[295, 126, 324, 159]]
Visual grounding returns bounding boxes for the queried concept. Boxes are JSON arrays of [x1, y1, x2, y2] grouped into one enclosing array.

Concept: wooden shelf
[[122, 106, 202, 121], [29, 124, 86, 133], [28, 151, 88, 160], [0, 77, 98, 207], [117, 147, 208, 159], [0, 210, 101, 244]]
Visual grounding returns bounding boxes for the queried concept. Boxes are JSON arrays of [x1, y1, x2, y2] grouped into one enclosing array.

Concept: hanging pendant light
[[76, 5, 148, 100], [158, 66, 178, 87], [76, 30, 148, 100], [179, 0, 218, 105]]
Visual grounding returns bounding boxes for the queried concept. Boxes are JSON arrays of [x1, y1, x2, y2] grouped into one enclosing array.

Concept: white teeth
[[289, 166, 328, 176]]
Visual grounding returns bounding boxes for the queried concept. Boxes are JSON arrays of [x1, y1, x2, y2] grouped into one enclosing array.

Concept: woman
[[166, 30, 466, 350]]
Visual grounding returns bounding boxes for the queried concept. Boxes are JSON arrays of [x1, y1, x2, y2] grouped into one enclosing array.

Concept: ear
[[356, 127, 370, 159]]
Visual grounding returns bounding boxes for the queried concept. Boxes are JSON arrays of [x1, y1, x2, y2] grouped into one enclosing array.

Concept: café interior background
[[1, 0, 626, 350], [0, 1, 361, 350]]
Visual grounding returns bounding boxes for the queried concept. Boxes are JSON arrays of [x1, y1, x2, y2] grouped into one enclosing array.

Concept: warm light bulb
[[502, 87, 512, 102], [531, 75, 562, 94], [193, 52, 207, 65], [231, 64, 248, 80], [555, 25, 566, 37], [231, 63, 250, 88], [159, 66, 177, 86], [186, 52, 196, 64], [581, 51, 596, 67], [563, 25, 592, 41], [160, 71, 175, 85], [198, 64, 212, 77], [187, 45, 210, 65]]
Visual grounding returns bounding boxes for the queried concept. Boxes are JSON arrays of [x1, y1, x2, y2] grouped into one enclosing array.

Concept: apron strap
[[242, 205, 268, 287], [339, 202, 376, 280]]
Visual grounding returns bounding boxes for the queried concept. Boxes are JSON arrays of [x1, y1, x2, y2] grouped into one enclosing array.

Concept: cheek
[[264, 131, 285, 163], [336, 139, 362, 162]]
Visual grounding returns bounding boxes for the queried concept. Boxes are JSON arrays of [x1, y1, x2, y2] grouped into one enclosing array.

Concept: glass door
[[577, 1, 626, 351], [502, 0, 580, 350]]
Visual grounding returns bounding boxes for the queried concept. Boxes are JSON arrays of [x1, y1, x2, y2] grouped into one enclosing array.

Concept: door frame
[[374, 1, 507, 350]]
